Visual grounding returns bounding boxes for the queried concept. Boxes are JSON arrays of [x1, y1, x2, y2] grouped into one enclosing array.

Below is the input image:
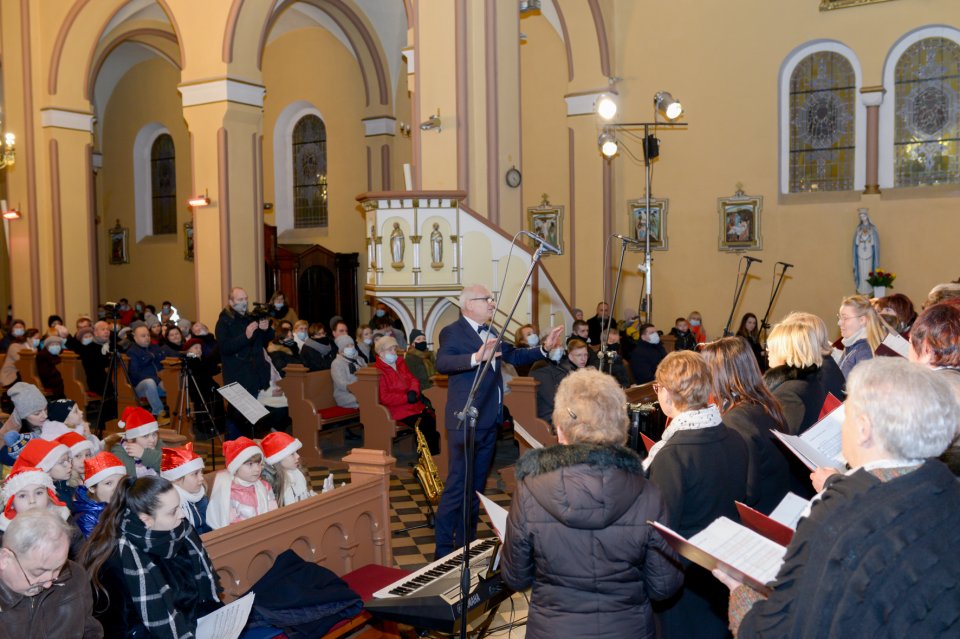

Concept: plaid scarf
[[118, 510, 219, 639]]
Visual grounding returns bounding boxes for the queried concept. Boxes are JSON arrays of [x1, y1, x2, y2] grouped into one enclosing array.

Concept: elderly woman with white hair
[[502, 368, 682, 639], [720, 358, 960, 638], [375, 335, 440, 454]]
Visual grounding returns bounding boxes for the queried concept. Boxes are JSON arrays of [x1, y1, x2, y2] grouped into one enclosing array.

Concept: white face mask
[[549, 347, 564, 362], [48, 345, 62, 356], [295, 331, 307, 341], [30, 338, 40, 348], [81, 336, 94, 346], [343, 346, 357, 359], [689, 319, 701, 327], [233, 301, 248, 314], [363, 338, 373, 345], [274, 302, 284, 310], [645, 332, 661, 345], [382, 352, 398, 365], [526, 334, 540, 347]]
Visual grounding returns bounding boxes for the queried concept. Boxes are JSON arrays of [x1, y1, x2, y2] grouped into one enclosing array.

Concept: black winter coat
[[502, 444, 683, 639], [530, 360, 574, 423], [722, 403, 791, 514], [214, 306, 275, 395], [817, 355, 846, 399], [764, 364, 827, 435], [629, 340, 666, 385]]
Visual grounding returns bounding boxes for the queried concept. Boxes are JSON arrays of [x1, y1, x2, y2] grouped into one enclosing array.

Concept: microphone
[[743, 256, 763, 263], [612, 233, 643, 246], [521, 230, 561, 254], [777, 261, 794, 268]]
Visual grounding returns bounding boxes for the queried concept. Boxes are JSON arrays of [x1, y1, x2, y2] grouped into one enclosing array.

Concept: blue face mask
[[375, 309, 386, 318], [81, 337, 94, 346], [11, 328, 24, 337], [382, 352, 398, 365], [31, 338, 40, 348], [48, 345, 62, 356], [549, 347, 564, 362]]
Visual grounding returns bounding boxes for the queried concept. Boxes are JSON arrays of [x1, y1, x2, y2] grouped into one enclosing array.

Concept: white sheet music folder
[[772, 404, 847, 471]]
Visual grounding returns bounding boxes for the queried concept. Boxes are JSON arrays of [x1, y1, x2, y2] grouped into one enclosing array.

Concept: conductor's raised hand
[[542, 325, 565, 351], [475, 338, 501, 363]]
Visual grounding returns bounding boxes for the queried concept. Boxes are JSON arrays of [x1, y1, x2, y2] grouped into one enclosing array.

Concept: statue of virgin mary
[[852, 208, 879, 295]]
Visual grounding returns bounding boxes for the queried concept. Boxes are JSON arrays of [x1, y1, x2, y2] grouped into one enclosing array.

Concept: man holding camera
[[215, 287, 274, 438]]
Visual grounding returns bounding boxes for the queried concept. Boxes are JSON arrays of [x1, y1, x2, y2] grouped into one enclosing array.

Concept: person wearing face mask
[[687, 311, 708, 345], [355, 325, 374, 366], [404, 329, 437, 392], [512, 324, 541, 377], [158, 300, 179, 326], [267, 290, 298, 325], [35, 335, 67, 400], [629, 323, 666, 385], [297, 323, 335, 372], [1, 320, 31, 388], [669, 318, 698, 352], [531, 339, 589, 424], [600, 327, 632, 388], [215, 287, 274, 439], [375, 336, 440, 454], [331, 335, 361, 409]]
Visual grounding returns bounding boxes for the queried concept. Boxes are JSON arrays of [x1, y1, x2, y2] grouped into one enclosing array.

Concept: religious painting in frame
[[526, 194, 564, 255], [108, 220, 129, 265], [626, 196, 668, 251], [819, 0, 898, 10], [184, 220, 194, 261], [718, 185, 763, 252]]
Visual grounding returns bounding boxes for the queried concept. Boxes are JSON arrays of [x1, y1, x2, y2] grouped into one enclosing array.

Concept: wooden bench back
[[420, 374, 450, 477], [15, 349, 41, 388], [277, 365, 356, 468], [349, 366, 401, 456], [58, 350, 90, 409], [504, 376, 558, 455]]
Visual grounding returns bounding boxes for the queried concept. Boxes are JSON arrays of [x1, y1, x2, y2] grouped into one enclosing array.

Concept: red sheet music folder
[[735, 502, 794, 547], [640, 432, 656, 453], [818, 392, 842, 421]]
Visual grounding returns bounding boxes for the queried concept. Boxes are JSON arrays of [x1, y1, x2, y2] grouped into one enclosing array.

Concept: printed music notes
[[772, 404, 847, 471]]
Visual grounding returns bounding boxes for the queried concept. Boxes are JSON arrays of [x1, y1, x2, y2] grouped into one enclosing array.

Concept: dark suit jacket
[[436, 316, 545, 431]]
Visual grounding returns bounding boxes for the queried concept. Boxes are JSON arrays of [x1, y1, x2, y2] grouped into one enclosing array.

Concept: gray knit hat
[[334, 335, 355, 351], [8, 382, 48, 421]]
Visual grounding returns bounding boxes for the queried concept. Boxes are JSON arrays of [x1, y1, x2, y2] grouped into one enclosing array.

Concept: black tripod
[[172, 356, 224, 468], [94, 313, 132, 438]]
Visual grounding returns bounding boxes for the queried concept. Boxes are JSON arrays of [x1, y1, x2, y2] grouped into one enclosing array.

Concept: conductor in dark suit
[[434, 284, 564, 557]]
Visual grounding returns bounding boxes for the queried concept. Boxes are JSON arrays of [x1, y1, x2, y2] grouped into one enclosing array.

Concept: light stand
[[598, 235, 638, 373], [454, 240, 552, 639], [758, 262, 793, 345], [722, 256, 762, 337]]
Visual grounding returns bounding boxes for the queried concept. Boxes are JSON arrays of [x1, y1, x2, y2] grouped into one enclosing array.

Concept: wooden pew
[[504, 376, 558, 456], [625, 381, 657, 404], [14, 349, 42, 389], [276, 365, 359, 468], [201, 448, 396, 603], [59, 350, 91, 410], [421, 374, 451, 478], [349, 367, 414, 459]]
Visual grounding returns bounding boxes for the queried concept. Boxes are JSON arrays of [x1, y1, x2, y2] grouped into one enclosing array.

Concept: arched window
[[292, 114, 328, 228], [893, 36, 960, 187], [149, 134, 177, 235], [788, 51, 856, 192]]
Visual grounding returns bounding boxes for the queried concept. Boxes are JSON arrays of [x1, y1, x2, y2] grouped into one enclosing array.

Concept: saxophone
[[414, 425, 444, 504]]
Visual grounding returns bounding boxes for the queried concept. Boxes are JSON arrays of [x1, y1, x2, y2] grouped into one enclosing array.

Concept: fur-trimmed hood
[[516, 443, 647, 530], [764, 363, 819, 390]]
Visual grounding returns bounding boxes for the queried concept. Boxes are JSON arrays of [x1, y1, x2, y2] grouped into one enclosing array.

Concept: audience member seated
[[331, 335, 361, 409], [55, 432, 96, 499], [109, 407, 162, 479], [405, 329, 437, 391], [145, 316, 163, 346], [64, 316, 93, 352], [298, 322, 335, 371], [874, 293, 917, 337], [669, 317, 698, 352], [722, 358, 960, 637], [36, 335, 66, 399], [629, 323, 666, 385], [572, 307, 584, 322], [568, 319, 600, 368], [0, 509, 102, 638], [502, 368, 683, 638], [586, 301, 612, 346], [512, 323, 539, 377], [188, 321, 219, 359], [1, 321, 37, 388], [260, 432, 315, 507], [620, 308, 641, 361], [267, 321, 300, 373], [207, 437, 277, 529], [160, 445, 210, 534], [81, 475, 222, 638], [126, 325, 167, 421], [837, 294, 887, 378], [73, 452, 127, 538], [45, 315, 69, 340], [0, 464, 70, 535], [923, 282, 960, 309], [763, 319, 828, 435], [372, 301, 407, 349], [158, 301, 179, 326], [532, 339, 588, 424], [291, 319, 309, 352], [17, 438, 74, 505], [0, 383, 49, 464], [600, 326, 631, 387], [115, 299, 136, 326], [646, 351, 748, 639], [688, 310, 707, 344], [375, 335, 440, 455], [355, 324, 374, 366], [701, 338, 791, 514], [159, 326, 185, 358], [735, 312, 766, 370], [268, 290, 298, 325], [43, 398, 100, 449]]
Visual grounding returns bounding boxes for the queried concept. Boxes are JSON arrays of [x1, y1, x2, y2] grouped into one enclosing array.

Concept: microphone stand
[[454, 242, 550, 639], [759, 262, 792, 345], [722, 256, 760, 337], [598, 236, 631, 373]]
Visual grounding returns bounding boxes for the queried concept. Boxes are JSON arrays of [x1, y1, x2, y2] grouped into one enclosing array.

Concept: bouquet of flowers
[[867, 269, 895, 288]]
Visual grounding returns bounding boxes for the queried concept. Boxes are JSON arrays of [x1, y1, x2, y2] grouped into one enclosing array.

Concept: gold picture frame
[[718, 185, 763, 252], [526, 194, 564, 256], [819, 0, 898, 10], [108, 220, 129, 265], [626, 196, 669, 251]]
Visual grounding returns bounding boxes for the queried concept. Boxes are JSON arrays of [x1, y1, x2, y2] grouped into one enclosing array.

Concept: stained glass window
[[150, 134, 177, 235], [789, 52, 856, 192], [292, 115, 328, 228], [894, 37, 960, 187]]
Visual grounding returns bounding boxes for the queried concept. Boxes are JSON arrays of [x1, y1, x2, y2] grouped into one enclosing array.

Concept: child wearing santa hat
[[56, 431, 97, 489], [17, 438, 75, 505], [0, 464, 70, 535], [161, 444, 211, 534], [260, 432, 316, 507], [109, 406, 162, 478], [206, 437, 278, 529], [72, 451, 127, 537]]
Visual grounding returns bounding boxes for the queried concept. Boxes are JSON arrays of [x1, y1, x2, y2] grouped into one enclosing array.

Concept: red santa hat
[[223, 437, 263, 475], [117, 406, 159, 439], [56, 431, 96, 458], [260, 432, 302, 466], [161, 443, 204, 481], [1, 465, 64, 520], [17, 438, 70, 473], [84, 452, 128, 488]]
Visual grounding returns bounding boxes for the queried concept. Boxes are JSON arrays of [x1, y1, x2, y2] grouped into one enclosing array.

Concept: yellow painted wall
[[98, 58, 196, 319]]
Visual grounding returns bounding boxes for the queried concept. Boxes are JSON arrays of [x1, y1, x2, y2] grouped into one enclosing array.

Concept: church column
[[860, 86, 885, 196], [179, 81, 264, 326]]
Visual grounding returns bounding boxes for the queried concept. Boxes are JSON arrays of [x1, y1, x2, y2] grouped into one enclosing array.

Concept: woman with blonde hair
[[763, 319, 828, 435], [837, 295, 887, 378], [786, 312, 845, 399]]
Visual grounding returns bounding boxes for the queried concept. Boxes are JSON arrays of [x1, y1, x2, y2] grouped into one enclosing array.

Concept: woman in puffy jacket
[[374, 335, 440, 455]]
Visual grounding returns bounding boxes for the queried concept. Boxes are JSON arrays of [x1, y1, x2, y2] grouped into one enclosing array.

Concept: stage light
[[596, 95, 618, 120], [598, 131, 618, 158], [654, 91, 683, 120], [2, 208, 21, 220]]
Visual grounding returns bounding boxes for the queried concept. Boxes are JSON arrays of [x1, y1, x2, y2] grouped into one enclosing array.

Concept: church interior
[[0, 0, 959, 636]]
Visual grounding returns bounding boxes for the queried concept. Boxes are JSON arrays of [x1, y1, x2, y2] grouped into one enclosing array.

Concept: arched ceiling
[[101, 0, 168, 37]]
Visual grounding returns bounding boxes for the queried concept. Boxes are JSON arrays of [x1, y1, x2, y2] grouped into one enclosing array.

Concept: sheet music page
[[690, 517, 786, 585], [513, 421, 544, 449], [801, 404, 847, 466], [882, 332, 911, 358], [772, 431, 844, 471], [217, 382, 270, 424], [477, 491, 508, 542], [196, 592, 255, 639], [769, 492, 810, 530]]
